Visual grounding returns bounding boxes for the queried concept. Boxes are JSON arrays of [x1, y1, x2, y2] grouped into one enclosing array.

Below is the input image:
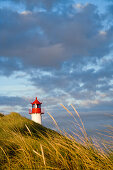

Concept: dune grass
[[0, 106, 113, 169]]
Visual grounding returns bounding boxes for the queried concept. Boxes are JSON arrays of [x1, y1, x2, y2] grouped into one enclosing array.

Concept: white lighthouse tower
[[29, 97, 44, 124]]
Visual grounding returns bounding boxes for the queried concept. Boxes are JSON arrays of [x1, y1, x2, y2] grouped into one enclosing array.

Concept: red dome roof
[[31, 97, 42, 105]]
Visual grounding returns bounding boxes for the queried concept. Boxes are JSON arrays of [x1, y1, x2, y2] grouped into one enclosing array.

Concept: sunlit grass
[[0, 106, 113, 169]]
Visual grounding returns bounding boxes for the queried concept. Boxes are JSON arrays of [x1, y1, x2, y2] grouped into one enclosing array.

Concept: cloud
[[9, 0, 74, 11], [0, 57, 22, 76], [0, 3, 113, 72], [99, 31, 107, 36], [0, 96, 29, 107], [21, 11, 32, 15]]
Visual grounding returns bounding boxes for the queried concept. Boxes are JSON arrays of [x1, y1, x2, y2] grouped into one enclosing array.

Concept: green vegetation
[[0, 113, 4, 117], [0, 106, 113, 170]]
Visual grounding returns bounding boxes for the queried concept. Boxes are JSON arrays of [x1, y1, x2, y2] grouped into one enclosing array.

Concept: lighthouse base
[[31, 113, 42, 124]]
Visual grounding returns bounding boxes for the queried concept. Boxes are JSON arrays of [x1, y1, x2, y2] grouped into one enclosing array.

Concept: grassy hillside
[[0, 111, 113, 169]]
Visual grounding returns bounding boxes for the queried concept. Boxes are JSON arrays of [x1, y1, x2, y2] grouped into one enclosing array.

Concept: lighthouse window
[[32, 104, 35, 108], [38, 104, 41, 108]]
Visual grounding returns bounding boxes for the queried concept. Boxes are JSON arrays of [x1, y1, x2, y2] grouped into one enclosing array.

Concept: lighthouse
[[29, 97, 44, 124]]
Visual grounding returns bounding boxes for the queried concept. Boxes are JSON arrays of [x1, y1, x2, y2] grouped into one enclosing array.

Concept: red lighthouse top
[[31, 97, 42, 105], [29, 97, 44, 114]]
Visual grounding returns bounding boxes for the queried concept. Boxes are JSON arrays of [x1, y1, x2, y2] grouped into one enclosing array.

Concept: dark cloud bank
[[0, 0, 113, 116]]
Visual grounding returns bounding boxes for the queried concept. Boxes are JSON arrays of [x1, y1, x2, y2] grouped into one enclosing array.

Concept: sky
[[0, 0, 113, 129]]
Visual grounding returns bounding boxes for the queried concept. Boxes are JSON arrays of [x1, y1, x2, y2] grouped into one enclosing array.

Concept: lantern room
[[29, 97, 44, 114]]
